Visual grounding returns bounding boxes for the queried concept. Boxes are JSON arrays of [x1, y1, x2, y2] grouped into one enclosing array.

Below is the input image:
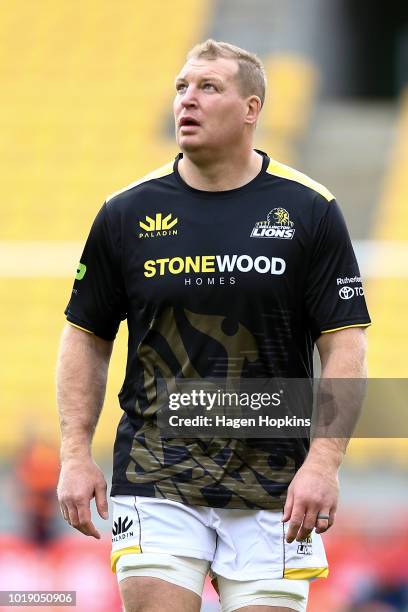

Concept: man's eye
[[203, 83, 216, 90], [176, 84, 187, 92]]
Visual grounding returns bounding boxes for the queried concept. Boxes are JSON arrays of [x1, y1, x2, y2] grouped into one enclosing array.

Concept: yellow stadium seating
[[0, 1, 212, 454]]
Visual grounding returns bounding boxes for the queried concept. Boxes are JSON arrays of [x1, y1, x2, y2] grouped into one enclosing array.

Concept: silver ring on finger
[[316, 513, 330, 520]]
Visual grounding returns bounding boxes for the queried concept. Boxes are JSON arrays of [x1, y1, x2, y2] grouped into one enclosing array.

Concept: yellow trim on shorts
[[111, 546, 142, 572], [67, 321, 94, 335], [284, 567, 329, 579], [321, 322, 371, 334]]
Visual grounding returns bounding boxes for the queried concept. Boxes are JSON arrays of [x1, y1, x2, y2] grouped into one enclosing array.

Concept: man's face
[[173, 57, 250, 154]]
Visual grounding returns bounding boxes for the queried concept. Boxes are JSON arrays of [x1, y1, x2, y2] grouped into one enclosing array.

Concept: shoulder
[[266, 158, 335, 203], [105, 160, 175, 206]]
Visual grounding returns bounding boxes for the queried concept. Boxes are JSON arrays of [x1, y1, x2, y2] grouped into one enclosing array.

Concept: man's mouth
[[179, 117, 201, 127]]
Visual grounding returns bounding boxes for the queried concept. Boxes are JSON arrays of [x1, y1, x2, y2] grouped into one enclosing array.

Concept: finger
[[77, 520, 101, 539], [60, 503, 70, 522], [76, 501, 101, 539], [59, 502, 68, 522], [316, 508, 336, 533], [315, 510, 331, 534], [66, 500, 100, 539], [286, 507, 305, 543], [65, 502, 80, 529], [282, 489, 294, 523], [296, 510, 318, 541], [95, 480, 109, 520]]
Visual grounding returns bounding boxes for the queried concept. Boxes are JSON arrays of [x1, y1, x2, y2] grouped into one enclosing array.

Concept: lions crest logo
[[267, 207, 294, 227], [251, 207, 295, 239]]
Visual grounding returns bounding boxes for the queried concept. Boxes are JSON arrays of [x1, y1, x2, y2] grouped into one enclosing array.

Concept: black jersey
[[65, 151, 371, 509]]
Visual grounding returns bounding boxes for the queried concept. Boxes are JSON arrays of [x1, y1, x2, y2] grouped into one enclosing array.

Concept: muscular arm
[[57, 323, 113, 458], [306, 327, 367, 470], [283, 327, 368, 542], [56, 323, 114, 538]]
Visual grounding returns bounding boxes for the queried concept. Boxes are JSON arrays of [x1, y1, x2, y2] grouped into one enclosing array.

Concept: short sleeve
[[64, 202, 127, 341], [305, 197, 371, 339]]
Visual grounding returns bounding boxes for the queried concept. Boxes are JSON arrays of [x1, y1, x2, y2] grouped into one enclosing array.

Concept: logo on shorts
[[297, 534, 313, 555], [112, 515, 134, 542], [139, 213, 178, 239], [250, 208, 295, 239]]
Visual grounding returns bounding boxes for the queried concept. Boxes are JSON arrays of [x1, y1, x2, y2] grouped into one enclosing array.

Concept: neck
[[178, 147, 263, 191]]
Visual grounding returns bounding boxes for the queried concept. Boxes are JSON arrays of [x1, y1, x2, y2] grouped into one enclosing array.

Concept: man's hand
[[282, 459, 339, 543], [57, 457, 109, 539], [282, 327, 368, 544]]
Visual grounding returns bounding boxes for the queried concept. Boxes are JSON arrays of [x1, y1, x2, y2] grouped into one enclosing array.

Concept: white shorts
[[111, 495, 328, 611]]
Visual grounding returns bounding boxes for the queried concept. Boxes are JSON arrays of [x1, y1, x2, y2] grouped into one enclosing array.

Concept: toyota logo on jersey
[[339, 286, 365, 300]]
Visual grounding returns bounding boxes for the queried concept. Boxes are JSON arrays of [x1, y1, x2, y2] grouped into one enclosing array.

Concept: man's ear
[[244, 95, 262, 125]]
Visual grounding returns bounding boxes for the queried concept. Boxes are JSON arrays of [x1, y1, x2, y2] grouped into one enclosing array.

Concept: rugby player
[[57, 40, 370, 612]]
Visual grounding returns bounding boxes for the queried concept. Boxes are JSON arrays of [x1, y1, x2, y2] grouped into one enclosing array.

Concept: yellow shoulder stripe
[[284, 567, 329, 580], [111, 545, 142, 572], [67, 321, 94, 335], [106, 161, 174, 202], [321, 322, 371, 334], [266, 159, 335, 202]]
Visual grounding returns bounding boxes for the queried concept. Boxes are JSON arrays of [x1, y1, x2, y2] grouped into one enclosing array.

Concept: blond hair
[[187, 39, 266, 107]]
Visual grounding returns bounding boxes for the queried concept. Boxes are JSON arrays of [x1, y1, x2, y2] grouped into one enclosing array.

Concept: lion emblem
[[267, 207, 293, 227]]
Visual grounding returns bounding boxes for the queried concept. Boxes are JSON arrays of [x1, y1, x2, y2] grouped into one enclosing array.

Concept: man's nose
[[180, 86, 198, 108]]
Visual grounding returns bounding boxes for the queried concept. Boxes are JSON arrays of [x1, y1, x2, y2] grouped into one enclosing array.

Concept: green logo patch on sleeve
[[75, 262, 87, 280]]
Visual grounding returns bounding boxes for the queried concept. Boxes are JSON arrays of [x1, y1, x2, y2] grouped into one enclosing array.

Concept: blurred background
[[1, 0, 408, 610]]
